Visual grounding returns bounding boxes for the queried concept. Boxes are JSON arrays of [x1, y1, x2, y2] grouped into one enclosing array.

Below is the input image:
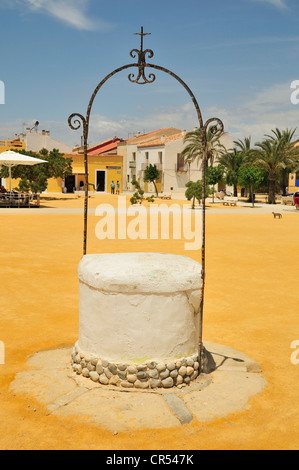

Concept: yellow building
[[0, 135, 123, 194], [0, 139, 26, 153], [47, 154, 123, 194], [288, 173, 299, 194], [0, 139, 26, 190]]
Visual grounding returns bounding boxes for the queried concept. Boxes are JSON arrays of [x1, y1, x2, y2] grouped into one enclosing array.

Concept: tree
[[206, 165, 224, 203], [218, 148, 244, 197], [130, 180, 155, 205], [264, 128, 299, 195], [0, 148, 73, 193], [238, 165, 264, 208], [251, 129, 299, 204], [185, 180, 212, 209], [234, 137, 253, 158], [181, 127, 227, 168], [143, 164, 160, 197], [218, 138, 252, 197]]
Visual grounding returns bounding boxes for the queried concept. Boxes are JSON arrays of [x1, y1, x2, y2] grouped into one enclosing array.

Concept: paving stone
[[163, 394, 193, 424]]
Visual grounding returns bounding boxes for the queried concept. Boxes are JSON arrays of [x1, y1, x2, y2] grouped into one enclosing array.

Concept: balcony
[[129, 161, 136, 169], [0, 140, 26, 150]]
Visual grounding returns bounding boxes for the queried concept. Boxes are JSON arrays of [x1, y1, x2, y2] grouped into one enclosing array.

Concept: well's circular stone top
[[78, 253, 202, 294]]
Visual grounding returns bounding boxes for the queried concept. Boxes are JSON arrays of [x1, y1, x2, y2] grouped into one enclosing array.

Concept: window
[[177, 153, 185, 172]]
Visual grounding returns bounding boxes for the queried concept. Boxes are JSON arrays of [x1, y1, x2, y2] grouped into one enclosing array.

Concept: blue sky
[[1, 0, 299, 147]]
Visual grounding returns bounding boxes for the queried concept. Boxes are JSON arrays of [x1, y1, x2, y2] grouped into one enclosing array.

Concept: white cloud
[[25, 0, 95, 30], [11, 0, 114, 31], [250, 0, 288, 9], [2, 82, 298, 149], [206, 81, 299, 144], [246, 82, 292, 111]]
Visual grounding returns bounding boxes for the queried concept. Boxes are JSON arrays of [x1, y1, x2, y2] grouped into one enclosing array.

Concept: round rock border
[[71, 343, 210, 390]]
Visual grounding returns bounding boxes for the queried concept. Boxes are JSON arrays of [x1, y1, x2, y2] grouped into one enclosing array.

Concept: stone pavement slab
[[9, 342, 266, 431]]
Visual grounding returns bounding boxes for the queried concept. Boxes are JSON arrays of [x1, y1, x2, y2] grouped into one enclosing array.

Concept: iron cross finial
[[129, 27, 155, 85], [134, 26, 151, 52]]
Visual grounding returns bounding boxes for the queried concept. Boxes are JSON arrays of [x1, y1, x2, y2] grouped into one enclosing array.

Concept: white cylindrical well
[[73, 253, 202, 388], [77, 253, 202, 362]]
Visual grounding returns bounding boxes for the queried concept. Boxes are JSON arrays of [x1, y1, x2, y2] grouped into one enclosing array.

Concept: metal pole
[[9, 166, 12, 208], [187, 159, 191, 181], [83, 125, 88, 256], [198, 145, 207, 371]]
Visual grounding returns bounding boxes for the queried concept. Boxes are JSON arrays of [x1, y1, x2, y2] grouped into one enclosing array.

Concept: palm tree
[[218, 148, 244, 197], [218, 137, 254, 197], [234, 137, 253, 157], [252, 129, 299, 204], [265, 128, 296, 144], [264, 128, 299, 195], [181, 127, 227, 168]]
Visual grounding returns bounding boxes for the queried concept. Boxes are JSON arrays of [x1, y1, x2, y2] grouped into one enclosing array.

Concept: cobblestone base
[[71, 343, 203, 389]]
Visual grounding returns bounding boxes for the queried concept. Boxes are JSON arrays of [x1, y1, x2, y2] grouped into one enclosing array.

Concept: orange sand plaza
[[0, 194, 298, 450]]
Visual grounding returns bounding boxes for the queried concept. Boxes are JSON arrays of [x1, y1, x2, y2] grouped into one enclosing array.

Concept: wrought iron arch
[[68, 27, 224, 371]]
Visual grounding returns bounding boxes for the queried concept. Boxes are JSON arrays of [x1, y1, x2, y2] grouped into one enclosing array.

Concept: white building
[[136, 131, 234, 194], [20, 127, 74, 154], [117, 128, 183, 191]]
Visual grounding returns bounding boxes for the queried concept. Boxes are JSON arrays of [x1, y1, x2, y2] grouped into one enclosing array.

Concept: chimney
[[161, 135, 166, 143]]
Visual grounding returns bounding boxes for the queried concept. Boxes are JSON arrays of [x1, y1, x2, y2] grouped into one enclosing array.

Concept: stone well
[[71, 252, 203, 389]]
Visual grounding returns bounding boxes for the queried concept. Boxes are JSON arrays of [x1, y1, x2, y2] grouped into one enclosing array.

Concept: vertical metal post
[[83, 125, 88, 256], [187, 158, 191, 181], [198, 145, 207, 371]]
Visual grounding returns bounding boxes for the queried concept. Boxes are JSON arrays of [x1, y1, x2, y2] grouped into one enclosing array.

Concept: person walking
[[116, 180, 120, 195]]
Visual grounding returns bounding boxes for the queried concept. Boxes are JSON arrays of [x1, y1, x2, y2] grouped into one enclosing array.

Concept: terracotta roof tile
[[125, 128, 182, 145], [138, 132, 185, 148]]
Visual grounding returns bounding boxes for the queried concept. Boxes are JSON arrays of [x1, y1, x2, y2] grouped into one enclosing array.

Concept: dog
[[272, 212, 282, 219]]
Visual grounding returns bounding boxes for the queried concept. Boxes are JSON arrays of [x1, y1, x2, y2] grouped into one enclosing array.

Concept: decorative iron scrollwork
[[68, 113, 86, 132], [128, 27, 156, 85], [203, 117, 224, 136], [201, 117, 224, 146]]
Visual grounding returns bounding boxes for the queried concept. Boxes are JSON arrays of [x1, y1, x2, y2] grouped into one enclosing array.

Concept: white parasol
[[0, 150, 46, 192]]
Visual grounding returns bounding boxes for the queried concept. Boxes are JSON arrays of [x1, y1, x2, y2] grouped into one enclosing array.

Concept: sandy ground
[[0, 194, 298, 450]]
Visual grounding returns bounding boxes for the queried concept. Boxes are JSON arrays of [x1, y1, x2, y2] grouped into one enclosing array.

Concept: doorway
[[64, 175, 75, 193], [96, 170, 106, 192]]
